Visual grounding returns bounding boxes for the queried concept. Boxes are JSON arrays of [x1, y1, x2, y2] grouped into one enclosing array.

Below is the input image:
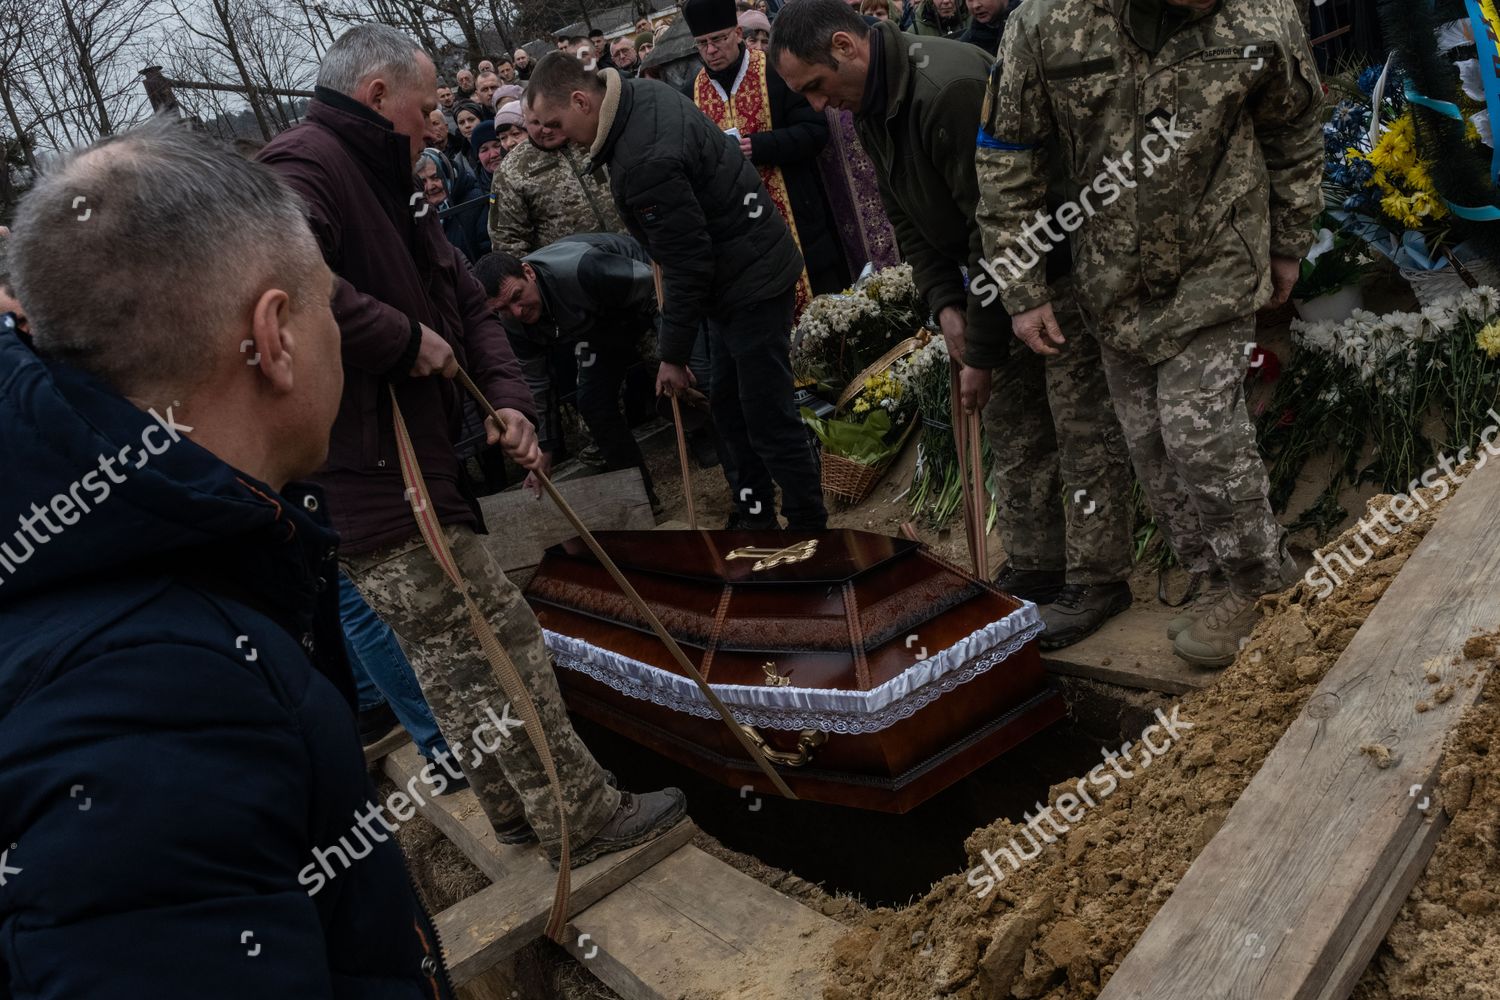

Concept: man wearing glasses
[[683, 0, 848, 303]]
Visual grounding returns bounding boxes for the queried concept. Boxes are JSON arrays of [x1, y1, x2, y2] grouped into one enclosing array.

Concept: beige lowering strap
[[390, 387, 574, 940], [653, 262, 698, 529], [950, 364, 989, 579], [669, 393, 698, 530], [390, 376, 796, 923], [451, 370, 794, 804]]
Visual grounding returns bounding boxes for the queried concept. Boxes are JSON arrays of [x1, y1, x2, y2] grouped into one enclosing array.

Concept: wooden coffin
[[524, 529, 1065, 813]]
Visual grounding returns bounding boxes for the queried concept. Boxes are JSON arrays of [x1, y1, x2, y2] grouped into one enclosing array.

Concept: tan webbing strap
[[669, 393, 698, 529], [950, 363, 981, 577], [454, 370, 796, 801], [651, 262, 699, 529], [967, 408, 989, 581], [388, 387, 572, 941]]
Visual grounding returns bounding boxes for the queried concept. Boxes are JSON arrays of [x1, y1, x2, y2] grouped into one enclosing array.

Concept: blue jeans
[[339, 572, 449, 760]]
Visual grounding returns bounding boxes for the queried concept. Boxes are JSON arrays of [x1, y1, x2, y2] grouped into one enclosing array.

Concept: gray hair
[[768, 0, 870, 71], [317, 23, 428, 95], [9, 115, 323, 399]]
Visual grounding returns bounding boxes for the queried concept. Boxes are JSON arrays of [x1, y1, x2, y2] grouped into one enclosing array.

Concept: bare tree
[[415, 0, 489, 64], [161, 0, 317, 141], [483, 0, 516, 54], [166, 0, 273, 139], [293, 0, 340, 54], [0, 0, 39, 171], [0, 0, 155, 160]]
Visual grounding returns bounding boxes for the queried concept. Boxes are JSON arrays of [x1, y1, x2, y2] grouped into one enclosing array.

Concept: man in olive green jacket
[[973, 0, 1323, 666], [771, 0, 1136, 648], [910, 0, 971, 39]]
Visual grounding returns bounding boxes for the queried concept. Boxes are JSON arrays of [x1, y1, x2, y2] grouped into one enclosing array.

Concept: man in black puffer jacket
[[0, 119, 454, 999], [522, 52, 827, 530]]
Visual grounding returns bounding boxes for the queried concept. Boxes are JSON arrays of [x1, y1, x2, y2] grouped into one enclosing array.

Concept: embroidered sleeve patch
[[637, 204, 661, 225]]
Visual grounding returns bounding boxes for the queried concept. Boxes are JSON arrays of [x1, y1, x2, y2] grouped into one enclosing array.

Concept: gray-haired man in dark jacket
[[523, 51, 828, 531], [259, 24, 685, 868]]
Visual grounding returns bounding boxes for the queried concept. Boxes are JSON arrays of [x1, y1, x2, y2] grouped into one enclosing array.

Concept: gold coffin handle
[[738, 724, 828, 768]]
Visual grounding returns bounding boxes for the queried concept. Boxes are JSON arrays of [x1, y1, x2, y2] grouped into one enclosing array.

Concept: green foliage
[[800, 407, 903, 466]]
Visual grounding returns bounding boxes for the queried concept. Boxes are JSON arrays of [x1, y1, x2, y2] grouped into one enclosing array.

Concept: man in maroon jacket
[[260, 23, 685, 868]]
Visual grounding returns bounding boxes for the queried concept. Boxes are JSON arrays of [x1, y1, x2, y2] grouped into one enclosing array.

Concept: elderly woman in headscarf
[[415, 147, 491, 264]]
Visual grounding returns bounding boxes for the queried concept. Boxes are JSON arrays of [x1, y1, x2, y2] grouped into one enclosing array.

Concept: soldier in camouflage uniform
[[770, 1, 1135, 648], [974, 0, 1323, 667], [488, 137, 625, 256], [344, 527, 626, 859]]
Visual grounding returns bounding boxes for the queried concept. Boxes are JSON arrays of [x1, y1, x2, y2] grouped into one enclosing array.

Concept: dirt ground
[[816, 474, 1498, 1000]]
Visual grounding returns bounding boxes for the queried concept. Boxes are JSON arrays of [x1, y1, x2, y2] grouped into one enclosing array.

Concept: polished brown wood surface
[[548, 529, 917, 584], [526, 529, 1062, 812]]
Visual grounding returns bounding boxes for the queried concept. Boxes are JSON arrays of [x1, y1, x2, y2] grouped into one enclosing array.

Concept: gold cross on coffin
[[724, 539, 819, 572]]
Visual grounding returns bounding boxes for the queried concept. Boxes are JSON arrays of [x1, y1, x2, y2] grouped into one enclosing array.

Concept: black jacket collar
[[307, 86, 414, 201]]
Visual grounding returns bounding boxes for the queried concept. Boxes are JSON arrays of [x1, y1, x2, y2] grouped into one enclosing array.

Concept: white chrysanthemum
[[1470, 285, 1500, 315], [867, 263, 917, 305]]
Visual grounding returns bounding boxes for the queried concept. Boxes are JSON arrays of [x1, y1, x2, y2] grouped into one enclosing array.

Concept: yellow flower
[[1478, 320, 1500, 359], [862, 370, 902, 402], [1352, 113, 1449, 225]]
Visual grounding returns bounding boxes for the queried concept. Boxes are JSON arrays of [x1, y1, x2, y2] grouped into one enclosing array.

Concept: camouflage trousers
[[981, 282, 1134, 585], [1098, 313, 1282, 596], [343, 525, 619, 851]]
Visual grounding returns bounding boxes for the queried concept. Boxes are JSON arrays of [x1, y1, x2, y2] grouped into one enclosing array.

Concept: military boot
[[1038, 582, 1133, 650], [1166, 573, 1228, 640], [1171, 590, 1260, 669], [994, 562, 1066, 605], [549, 787, 687, 869], [495, 770, 618, 845]]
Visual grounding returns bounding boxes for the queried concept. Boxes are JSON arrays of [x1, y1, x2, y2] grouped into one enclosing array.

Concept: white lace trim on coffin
[[542, 602, 1042, 735]]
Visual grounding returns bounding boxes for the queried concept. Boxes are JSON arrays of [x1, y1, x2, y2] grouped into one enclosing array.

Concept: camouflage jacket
[[487, 140, 625, 256], [973, 0, 1323, 363]]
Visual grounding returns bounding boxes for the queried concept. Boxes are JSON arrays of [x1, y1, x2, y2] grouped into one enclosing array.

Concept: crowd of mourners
[[0, 0, 1323, 993]]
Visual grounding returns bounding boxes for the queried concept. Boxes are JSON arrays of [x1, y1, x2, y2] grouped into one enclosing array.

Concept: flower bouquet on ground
[[896, 336, 997, 531], [791, 263, 926, 398], [1322, 62, 1500, 304], [803, 334, 923, 504], [1257, 284, 1500, 535]]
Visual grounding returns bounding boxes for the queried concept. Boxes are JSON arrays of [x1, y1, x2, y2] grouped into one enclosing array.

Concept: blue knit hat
[[469, 119, 498, 158]]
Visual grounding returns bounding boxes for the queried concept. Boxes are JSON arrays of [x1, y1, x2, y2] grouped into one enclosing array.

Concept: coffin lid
[[547, 528, 917, 584], [528, 529, 1044, 735]]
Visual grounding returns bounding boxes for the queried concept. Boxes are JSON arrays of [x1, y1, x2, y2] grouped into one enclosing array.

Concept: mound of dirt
[[824, 477, 1489, 1000]]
